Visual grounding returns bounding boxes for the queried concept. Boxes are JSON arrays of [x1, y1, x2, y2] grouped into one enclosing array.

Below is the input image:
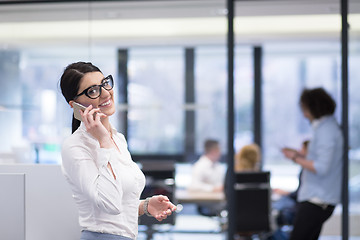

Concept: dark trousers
[[290, 201, 335, 240]]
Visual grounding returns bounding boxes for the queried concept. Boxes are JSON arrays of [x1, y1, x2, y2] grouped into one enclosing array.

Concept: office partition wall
[[0, 165, 80, 240], [0, 173, 25, 240]]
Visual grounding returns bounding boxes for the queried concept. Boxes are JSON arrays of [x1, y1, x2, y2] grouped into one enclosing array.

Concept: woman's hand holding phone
[[281, 147, 298, 160], [80, 105, 113, 149]]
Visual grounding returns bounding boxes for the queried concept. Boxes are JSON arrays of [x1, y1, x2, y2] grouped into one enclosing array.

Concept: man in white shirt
[[189, 139, 225, 216]]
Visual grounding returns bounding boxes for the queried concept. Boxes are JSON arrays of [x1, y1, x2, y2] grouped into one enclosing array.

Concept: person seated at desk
[[188, 139, 225, 216], [234, 143, 261, 172], [224, 143, 261, 202]]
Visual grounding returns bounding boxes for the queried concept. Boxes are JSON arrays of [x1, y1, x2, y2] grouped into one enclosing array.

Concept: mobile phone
[[73, 102, 87, 121]]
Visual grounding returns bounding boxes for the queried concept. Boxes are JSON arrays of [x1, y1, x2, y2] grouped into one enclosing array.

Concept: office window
[[127, 48, 184, 154], [195, 46, 253, 155], [194, 46, 253, 155], [195, 47, 227, 154], [234, 47, 254, 150]]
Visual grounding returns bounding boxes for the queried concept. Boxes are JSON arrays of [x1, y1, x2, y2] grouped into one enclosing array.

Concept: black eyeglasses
[[74, 75, 114, 100]]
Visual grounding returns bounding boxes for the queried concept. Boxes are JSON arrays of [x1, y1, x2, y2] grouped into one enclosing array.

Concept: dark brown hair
[[204, 139, 219, 154], [60, 62, 101, 133], [300, 88, 336, 119]]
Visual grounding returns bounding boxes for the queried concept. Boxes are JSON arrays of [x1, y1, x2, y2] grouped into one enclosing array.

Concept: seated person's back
[[234, 143, 261, 172]]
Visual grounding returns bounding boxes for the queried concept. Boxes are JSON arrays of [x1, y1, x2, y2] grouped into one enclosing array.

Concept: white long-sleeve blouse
[[61, 123, 145, 240]]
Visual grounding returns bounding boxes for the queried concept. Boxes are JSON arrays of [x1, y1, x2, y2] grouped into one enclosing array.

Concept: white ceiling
[[0, 0, 359, 47], [1, 0, 358, 23]]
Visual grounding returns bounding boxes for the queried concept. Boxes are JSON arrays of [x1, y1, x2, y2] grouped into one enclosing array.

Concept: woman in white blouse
[[60, 62, 176, 240]]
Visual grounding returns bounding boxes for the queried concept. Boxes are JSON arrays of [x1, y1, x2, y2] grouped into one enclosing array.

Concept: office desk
[[175, 189, 225, 204]]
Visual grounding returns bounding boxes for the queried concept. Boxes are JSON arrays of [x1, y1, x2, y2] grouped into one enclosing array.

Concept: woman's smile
[[99, 99, 112, 108]]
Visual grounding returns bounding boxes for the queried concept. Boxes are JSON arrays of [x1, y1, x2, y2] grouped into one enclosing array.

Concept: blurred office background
[[0, 0, 359, 239]]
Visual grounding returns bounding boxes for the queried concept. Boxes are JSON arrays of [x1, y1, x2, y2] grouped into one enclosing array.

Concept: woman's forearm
[[138, 199, 145, 216], [294, 156, 316, 173]]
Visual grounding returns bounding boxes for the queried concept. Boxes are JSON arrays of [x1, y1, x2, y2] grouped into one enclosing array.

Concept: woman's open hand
[[147, 195, 177, 221]]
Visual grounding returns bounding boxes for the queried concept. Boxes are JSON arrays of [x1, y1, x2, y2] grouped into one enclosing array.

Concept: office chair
[[234, 171, 271, 240]]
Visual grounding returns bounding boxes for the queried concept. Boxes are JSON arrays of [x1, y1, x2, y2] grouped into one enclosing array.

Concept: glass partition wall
[[0, 0, 229, 164], [349, 0, 360, 238], [0, 2, 99, 164], [232, 0, 358, 239], [235, 0, 343, 192]]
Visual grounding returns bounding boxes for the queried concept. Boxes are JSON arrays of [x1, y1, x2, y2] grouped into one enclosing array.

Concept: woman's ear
[[69, 100, 74, 108]]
